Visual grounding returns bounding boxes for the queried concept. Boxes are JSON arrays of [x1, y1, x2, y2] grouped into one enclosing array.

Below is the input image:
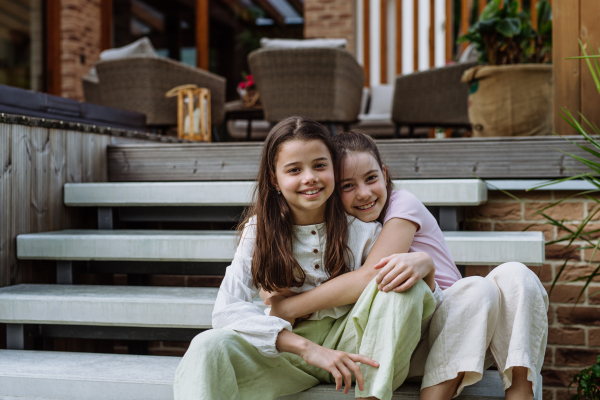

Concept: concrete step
[[0, 350, 517, 400], [0, 284, 262, 328], [64, 179, 487, 207], [17, 230, 545, 266]]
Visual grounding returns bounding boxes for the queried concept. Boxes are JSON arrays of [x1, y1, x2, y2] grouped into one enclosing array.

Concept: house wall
[[303, 0, 357, 55], [60, 0, 103, 101], [465, 190, 600, 400]]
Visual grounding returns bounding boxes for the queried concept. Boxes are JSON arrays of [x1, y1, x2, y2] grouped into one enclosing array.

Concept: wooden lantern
[[166, 84, 211, 142]]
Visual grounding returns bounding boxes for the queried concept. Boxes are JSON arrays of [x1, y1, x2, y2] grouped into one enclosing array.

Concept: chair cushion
[[369, 85, 394, 115], [260, 38, 347, 49], [100, 37, 158, 60]]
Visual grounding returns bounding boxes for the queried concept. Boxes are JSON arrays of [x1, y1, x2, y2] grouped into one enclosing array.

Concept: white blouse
[[211, 215, 383, 357]]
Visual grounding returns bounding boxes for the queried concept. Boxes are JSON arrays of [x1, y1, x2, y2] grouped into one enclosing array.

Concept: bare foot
[[506, 367, 533, 400], [420, 372, 465, 400]]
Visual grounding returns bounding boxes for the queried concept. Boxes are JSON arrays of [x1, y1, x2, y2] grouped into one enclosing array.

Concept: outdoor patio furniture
[[391, 62, 477, 137], [247, 47, 364, 134], [82, 56, 226, 128]]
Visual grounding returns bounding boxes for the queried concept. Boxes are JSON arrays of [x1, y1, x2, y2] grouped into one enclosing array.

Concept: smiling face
[[273, 139, 335, 225], [339, 152, 388, 222]]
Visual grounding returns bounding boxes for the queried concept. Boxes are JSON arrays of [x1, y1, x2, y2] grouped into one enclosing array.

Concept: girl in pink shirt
[[266, 130, 548, 400]]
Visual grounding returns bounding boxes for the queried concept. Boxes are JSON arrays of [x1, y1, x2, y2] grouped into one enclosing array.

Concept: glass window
[[113, 0, 197, 66], [0, 0, 44, 90]]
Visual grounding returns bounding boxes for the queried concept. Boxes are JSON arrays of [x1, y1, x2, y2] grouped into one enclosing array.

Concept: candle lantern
[[165, 84, 211, 142]]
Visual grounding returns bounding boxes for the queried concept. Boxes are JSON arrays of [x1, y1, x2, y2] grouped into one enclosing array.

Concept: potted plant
[[237, 72, 260, 107], [459, 0, 553, 137]]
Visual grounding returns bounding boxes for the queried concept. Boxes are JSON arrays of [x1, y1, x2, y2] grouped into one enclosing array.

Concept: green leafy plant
[[458, 0, 552, 65], [512, 41, 600, 302], [570, 355, 600, 400]]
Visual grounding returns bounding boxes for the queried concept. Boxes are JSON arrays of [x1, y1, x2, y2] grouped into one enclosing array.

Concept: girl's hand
[[374, 252, 435, 292], [301, 341, 379, 394]]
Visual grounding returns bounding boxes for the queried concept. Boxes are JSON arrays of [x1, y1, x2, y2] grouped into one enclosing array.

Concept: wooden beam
[[287, 0, 304, 14], [100, 0, 112, 50], [413, 0, 419, 71], [445, 0, 453, 62], [46, 0, 61, 95], [380, 0, 388, 83], [253, 0, 286, 26], [363, 0, 370, 86], [396, 0, 403, 74], [552, 0, 580, 135], [196, 0, 209, 70], [429, 0, 435, 68]]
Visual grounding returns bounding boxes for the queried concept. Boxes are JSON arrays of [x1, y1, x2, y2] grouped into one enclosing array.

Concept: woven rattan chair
[[248, 47, 364, 134], [82, 56, 226, 127], [391, 62, 477, 137]]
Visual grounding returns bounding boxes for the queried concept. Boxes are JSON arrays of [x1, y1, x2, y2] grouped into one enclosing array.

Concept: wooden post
[[552, 0, 580, 135], [429, 0, 435, 68], [363, 0, 371, 86], [580, 0, 600, 123], [460, 0, 472, 52], [396, 0, 403, 75], [413, 0, 419, 71], [531, 0, 538, 29], [46, 0, 61, 95], [479, 0, 487, 15], [196, 0, 209, 69], [380, 0, 388, 83], [100, 0, 112, 50], [445, 0, 453, 62]]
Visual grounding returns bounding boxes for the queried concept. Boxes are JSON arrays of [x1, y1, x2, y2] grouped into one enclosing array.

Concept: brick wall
[[465, 190, 600, 400], [303, 0, 357, 55], [60, 0, 102, 100]]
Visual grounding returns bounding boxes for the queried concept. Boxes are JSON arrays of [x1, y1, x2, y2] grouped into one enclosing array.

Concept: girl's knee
[[448, 276, 500, 307], [488, 262, 544, 290], [188, 329, 240, 356]]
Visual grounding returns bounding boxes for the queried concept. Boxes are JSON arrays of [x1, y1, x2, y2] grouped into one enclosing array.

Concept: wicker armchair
[[82, 56, 226, 127], [391, 62, 477, 137], [248, 47, 364, 134]]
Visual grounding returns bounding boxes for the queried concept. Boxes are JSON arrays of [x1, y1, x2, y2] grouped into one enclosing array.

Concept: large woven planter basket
[[462, 64, 553, 137]]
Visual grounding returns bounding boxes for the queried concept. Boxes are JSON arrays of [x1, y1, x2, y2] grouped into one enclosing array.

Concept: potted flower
[[237, 72, 260, 107], [459, 0, 553, 137]]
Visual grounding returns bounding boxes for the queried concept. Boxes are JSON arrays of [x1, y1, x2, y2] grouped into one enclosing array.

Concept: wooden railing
[[360, 0, 548, 86]]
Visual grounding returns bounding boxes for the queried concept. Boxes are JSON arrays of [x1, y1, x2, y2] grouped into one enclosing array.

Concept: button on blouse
[[212, 215, 382, 358]]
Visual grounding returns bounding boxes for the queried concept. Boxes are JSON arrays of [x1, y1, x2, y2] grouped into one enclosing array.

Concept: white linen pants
[[411, 262, 549, 397]]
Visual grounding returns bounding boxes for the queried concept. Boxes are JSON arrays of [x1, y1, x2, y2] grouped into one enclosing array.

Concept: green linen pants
[[174, 278, 435, 400]]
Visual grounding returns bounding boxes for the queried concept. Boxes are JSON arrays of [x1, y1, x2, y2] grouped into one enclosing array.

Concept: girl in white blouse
[[174, 117, 437, 400]]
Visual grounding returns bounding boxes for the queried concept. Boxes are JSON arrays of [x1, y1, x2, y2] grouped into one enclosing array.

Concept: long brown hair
[[332, 130, 394, 223], [239, 116, 350, 292]]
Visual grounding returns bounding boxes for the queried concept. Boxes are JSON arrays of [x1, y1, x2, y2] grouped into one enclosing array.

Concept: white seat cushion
[[100, 37, 158, 60], [260, 38, 347, 49]]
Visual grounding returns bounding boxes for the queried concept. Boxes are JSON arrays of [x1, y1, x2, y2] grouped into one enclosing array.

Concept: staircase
[[0, 179, 544, 399]]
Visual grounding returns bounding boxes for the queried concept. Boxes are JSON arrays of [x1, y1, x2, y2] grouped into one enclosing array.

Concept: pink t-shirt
[[383, 189, 462, 290]]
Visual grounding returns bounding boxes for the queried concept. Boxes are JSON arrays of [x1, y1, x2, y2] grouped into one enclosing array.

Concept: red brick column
[[466, 190, 600, 400], [60, 0, 102, 100], [303, 0, 357, 55]]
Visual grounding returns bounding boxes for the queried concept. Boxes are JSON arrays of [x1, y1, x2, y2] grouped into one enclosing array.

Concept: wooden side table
[[224, 100, 265, 140]]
